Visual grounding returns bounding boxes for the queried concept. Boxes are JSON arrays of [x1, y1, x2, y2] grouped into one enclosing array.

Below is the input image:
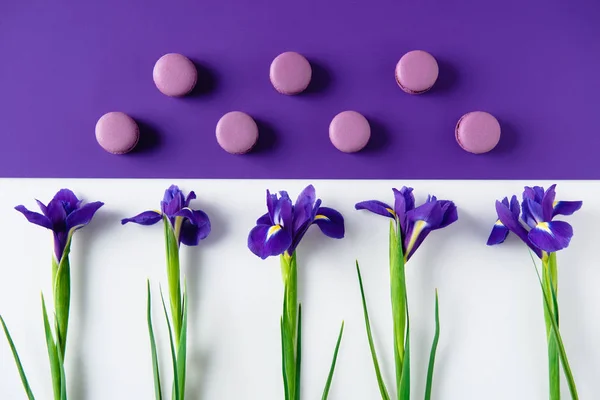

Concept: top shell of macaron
[[269, 51, 312, 95], [395, 50, 439, 94]]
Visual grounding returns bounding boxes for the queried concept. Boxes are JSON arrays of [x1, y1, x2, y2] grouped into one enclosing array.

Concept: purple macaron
[[395, 50, 439, 94], [216, 111, 259, 154], [329, 111, 371, 153], [95, 112, 139, 154], [455, 111, 501, 154], [153, 53, 198, 97], [270, 52, 312, 95]]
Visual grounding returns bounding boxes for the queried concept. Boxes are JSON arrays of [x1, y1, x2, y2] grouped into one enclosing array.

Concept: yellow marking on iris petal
[[386, 208, 396, 217], [405, 220, 428, 258], [315, 214, 330, 221], [553, 201, 558, 207], [536, 222, 552, 234], [267, 224, 282, 240], [494, 219, 504, 226]]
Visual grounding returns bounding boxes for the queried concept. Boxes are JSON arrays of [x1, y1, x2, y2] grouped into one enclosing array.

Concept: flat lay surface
[[1, 1, 599, 178], [0, 179, 598, 399]]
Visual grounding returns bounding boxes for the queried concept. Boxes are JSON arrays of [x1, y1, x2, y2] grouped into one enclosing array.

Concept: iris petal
[[487, 220, 510, 245], [509, 195, 520, 217], [393, 187, 414, 230], [496, 200, 542, 258], [248, 224, 292, 259], [184, 191, 197, 208], [121, 210, 162, 226], [355, 200, 395, 219], [176, 208, 211, 246], [528, 221, 573, 253], [522, 198, 544, 228], [404, 201, 443, 260], [52, 189, 81, 213], [161, 185, 184, 216], [439, 200, 458, 228], [553, 201, 582, 217], [256, 213, 272, 225], [293, 185, 317, 233], [66, 201, 104, 231], [15, 205, 53, 229], [313, 207, 345, 239], [541, 184, 557, 221]]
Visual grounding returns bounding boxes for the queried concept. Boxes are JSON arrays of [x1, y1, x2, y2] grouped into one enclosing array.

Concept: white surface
[[0, 179, 598, 400]]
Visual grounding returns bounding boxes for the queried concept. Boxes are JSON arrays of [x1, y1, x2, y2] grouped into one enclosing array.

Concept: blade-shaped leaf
[[56, 337, 67, 400], [294, 304, 302, 400], [389, 220, 406, 396], [160, 288, 180, 400], [0, 315, 36, 400], [163, 216, 182, 346], [41, 295, 61, 400], [146, 281, 162, 400], [54, 240, 72, 358], [177, 283, 189, 400], [321, 321, 344, 400], [530, 254, 579, 400], [356, 261, 390, 400], [398, 303, 410, 400], [424, 290, 440, 400], [280, 317, 290, 400]]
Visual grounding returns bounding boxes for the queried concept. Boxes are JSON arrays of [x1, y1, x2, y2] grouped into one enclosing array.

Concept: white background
[[0, 179, 598, 400]]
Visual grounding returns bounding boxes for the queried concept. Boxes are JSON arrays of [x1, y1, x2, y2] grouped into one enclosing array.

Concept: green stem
[[543, 253, 560, 400], [280, 252, 298, 400], [164, 216, 182, 347], [389, 220, 407, 398]]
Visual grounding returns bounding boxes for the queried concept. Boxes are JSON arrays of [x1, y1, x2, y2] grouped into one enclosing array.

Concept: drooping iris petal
[[121, 210, 163, 226], [495, 200, 542, 258], [248, 224, 293, 259], [313, 207, 345, 239], [66, 201, 104, 231], [553, 201, 582, 217], [292, 185, 316, 233], [175, 208, 211, 246], [487, 220, 510, 245], [541, 184, 557, 221], [404, 201, 444, 260], [355, 200, 395, 218], [528, 221, 573, 253], [14, 205, 53, 229], [256, 213, 272, 225]]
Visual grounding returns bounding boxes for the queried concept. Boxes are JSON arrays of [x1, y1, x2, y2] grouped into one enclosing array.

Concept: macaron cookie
[[153, 53, 197, 97], [455, 111, 501, 154], [95, 112, 139, 154], [216, 111, 259, 154], [395, 50, 439, 94], [270, 51, 312, 95], [329, 111, 371, 153]]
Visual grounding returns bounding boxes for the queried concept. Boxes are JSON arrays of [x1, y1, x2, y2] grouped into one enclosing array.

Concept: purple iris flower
[[15, 189, 104, 262], [487, 184, 582, 257], [355, 187, 458, 261], [248, 185, 345, 259], [121, 185, 211, 246]]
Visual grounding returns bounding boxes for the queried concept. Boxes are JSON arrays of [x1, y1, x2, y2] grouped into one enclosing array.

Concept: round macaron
[[329, 111, 371, 153], [216, 111, 259, 154], [270, 51, 312, 95], [455, 111, 501, 154], [95, 112, 139, 154], [395, 50, 439, 94], [153, 53, 197, 97]]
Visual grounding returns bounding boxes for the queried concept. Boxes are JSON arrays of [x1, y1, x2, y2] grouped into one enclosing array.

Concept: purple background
[[1, 1, 599, 179]]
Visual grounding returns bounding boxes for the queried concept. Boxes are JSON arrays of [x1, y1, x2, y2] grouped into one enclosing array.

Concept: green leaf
[[159, 288, 180, 400], [321, 321, 344, 400], [0, 315, 36, 400], [424, 290, 440, 400], [53, 246, 72, 358], [389, 220, 406, 396], [56, 337, 67, 400], [163, 216, 182, 346], [294, 304, 302, 400], [530, 254, 579, 400], [356, 261, 390, 400], [177, 283, 189, 400], [41, 295, 61, 400], [280, 255, 297, 398], [280, 317, 290, 400], [398, 303, 410, 400], [146, 281, 162, 400]]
